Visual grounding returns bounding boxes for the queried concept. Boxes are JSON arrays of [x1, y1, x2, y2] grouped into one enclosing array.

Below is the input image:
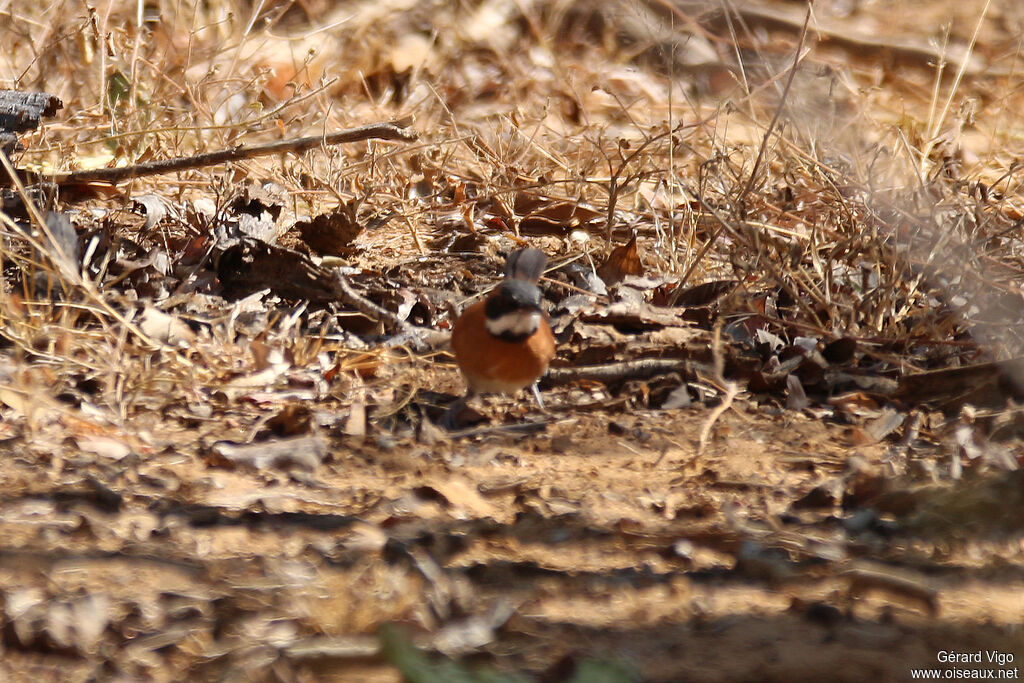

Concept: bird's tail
[[504, 248, 547, 283]]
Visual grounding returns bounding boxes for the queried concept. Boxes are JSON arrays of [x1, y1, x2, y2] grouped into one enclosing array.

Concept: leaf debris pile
[[2, 0, 1023, 680]]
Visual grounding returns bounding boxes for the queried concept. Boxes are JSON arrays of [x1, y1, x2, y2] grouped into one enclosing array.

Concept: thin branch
[[697, 323, 737, 455], [330, 269, 414, 334], [920, 0, 992, 173], [328, 268, 449, 351], [18, 122, 418, 186], [738, 2, 812, 205], [604, 122, 686, 246], [545, 358, 693, 385]]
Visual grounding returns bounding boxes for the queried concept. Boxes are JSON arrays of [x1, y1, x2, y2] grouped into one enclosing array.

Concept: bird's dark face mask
[[484, 280, 543, 343]]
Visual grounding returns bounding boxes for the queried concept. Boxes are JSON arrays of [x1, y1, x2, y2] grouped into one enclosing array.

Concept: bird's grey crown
[[485, 280, 542, 318]]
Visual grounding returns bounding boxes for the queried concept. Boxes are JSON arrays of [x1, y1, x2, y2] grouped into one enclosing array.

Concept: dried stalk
[[18, 122, 418, 186]]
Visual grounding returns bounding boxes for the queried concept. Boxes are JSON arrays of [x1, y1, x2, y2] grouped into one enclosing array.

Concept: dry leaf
[[137, 306, 196, 346], [265, 404, 313, 437], [864, 407, 905, 443], [421, 478, 499, 519], [512, 192, 603, 235], [671, 279, 737, 307], [218, 240, 337, 302], [786, 374, 809, 410], [75, 435, 132, 460], [597, 234, 642, 286], [295, 200, 363, 256]]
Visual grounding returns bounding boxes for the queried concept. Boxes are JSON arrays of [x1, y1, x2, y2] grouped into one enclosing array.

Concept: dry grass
[[2, 0, 1024, 680]]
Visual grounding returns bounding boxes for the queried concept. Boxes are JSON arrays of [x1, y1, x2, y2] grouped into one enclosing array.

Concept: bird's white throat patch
[[486, 309, 540, 338]]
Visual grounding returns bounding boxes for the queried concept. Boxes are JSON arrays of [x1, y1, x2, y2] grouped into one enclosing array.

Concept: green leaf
[[107, 70, 131, 110], [567, 658, 638, 683], [378, 625, 527, 683]]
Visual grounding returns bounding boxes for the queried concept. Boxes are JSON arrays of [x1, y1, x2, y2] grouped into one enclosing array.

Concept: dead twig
[[330, 269, 414, 334], [545, 358, 693, 385], [329, 269, 449, 351], [737, 2, 811, 206], [842, 560, 939, 616], [21, 122, 418, 186], [603, 122, 688, 247], [697, 323, 738, 455], [0, 89, 62, 132], [445, 419, 553, 440], [646, 1, 998, 77]]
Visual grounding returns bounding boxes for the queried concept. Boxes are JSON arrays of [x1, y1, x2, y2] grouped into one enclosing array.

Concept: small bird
[[447, 248, 556, 423]]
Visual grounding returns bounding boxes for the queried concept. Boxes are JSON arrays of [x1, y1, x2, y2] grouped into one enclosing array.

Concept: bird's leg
[[530, 382, 546, 411]]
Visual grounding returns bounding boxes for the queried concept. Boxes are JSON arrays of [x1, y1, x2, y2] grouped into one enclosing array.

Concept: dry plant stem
[[719, 0, 752, 96], [331, 269, 415, 334], [401, 214, 425, 255], [0, 152, 181, 359], [672, 202, 727, 297], [697, 378, 737, 455], [604, 123, 687, 247], [698, 324, 737, 455], [33, 123, 418, 186], [546, 358, 692, 385], [447, 420, 551, 440], [648, 1, 1000, 77], [920, 0, 991, 173], [672, 182, 825, 326], [765, 134, 857, 228], [738, 3, 811, 206], [333, 270, 450, 350], [46, 77, 337, 154]]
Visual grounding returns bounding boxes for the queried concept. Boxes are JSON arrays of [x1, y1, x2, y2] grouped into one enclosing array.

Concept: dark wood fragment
[[0, 132, 23, 156], [0, 89, 63, 133]]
